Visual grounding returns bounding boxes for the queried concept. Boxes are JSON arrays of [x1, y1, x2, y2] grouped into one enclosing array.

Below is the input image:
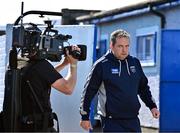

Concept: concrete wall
[[162, 5, 180, 29]]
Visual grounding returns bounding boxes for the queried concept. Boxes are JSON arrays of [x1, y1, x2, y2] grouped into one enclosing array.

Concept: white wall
[[0, 25, 6, 110], [139, 75, 160, 128], [50, 25, 95, 132], [0, 34, 6, 111]]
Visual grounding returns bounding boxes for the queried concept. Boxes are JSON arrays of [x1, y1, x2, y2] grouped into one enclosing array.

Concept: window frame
[[136, 26, 158, 67]]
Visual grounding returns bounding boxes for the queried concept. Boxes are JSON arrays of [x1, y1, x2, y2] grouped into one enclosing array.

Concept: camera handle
[[42, 20, 59, 36], [14, 11, 63, 25]]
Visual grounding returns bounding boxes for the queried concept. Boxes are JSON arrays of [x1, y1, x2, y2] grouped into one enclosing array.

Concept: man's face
[[110, 37, 129, 60]]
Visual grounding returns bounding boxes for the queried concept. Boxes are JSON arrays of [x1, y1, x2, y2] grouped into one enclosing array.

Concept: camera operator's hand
[[65, 45, 80, 65], [55, 45, 80, 72]]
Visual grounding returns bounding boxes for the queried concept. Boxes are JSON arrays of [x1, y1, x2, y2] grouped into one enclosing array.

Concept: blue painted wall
[[160, 30, 180, 132]]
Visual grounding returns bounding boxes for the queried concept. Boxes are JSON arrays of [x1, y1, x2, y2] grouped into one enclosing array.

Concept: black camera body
[[12, 21, 87, 62]]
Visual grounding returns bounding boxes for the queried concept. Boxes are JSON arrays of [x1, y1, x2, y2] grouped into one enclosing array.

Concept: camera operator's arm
[[52, 46, 79, 95]]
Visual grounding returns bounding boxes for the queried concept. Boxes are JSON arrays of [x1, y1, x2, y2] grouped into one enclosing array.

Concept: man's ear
[[110, 42, 113, 49]]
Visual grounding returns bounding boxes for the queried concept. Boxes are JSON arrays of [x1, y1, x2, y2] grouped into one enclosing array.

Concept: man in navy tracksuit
[[80, 29, 160, 132]]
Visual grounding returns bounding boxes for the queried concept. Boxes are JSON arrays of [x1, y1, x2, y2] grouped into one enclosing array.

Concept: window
[[136, 26, 158, 66], [136, 34, 155, 64]]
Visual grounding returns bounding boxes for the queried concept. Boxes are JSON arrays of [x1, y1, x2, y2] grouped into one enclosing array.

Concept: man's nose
[[122, 47, 126, 52]]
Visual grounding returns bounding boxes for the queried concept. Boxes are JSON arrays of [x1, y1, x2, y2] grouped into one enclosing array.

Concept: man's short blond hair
[[110, 29, 130, 45]]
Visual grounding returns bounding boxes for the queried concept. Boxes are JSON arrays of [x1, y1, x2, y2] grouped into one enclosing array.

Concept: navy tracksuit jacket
[[80, 50, 157, 126]]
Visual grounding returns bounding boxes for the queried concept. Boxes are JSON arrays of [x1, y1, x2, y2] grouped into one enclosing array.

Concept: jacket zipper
[[125, 59, 131, 76], [119, 60, 121, 77]]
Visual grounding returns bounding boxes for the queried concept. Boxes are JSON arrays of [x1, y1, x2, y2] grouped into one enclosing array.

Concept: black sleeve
[[35, 60, 63, 85], [80, 62, 103, 120], [136, 59, 157, 110]]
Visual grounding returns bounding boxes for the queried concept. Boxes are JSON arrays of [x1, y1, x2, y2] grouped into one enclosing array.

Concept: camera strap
[[21, 61, 59, 132], [22, 61, 44, 113]]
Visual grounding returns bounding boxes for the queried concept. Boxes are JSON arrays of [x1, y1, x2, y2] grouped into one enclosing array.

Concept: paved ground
[[141, 127, 158, 133]]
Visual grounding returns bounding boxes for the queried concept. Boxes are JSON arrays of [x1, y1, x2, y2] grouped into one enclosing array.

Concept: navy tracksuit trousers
[[100, 116, 141, 132]]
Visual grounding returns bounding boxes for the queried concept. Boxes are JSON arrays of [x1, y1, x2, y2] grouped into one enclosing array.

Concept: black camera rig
[[1, 3, 87, 132], [12, 11, 86, 65]]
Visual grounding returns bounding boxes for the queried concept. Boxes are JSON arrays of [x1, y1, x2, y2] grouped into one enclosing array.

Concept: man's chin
[[122, 55, 128, 59]]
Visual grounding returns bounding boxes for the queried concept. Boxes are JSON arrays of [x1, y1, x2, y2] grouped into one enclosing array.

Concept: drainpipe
[[149, 4, 166, 29]]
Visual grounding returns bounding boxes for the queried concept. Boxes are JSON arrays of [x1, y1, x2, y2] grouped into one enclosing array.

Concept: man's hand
[[80, 120, 93, 131], [151, 108, 160, 119], [65, 45, 80, 65]]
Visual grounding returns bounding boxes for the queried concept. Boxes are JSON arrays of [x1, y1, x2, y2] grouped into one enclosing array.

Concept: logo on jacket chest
[[111, 68, 119, 74], [110, 66, 136, 74], [130, 66, 136, 73]]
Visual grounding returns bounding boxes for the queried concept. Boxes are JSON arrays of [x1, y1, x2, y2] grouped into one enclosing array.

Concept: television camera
[[12, 18, 86, 63]]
